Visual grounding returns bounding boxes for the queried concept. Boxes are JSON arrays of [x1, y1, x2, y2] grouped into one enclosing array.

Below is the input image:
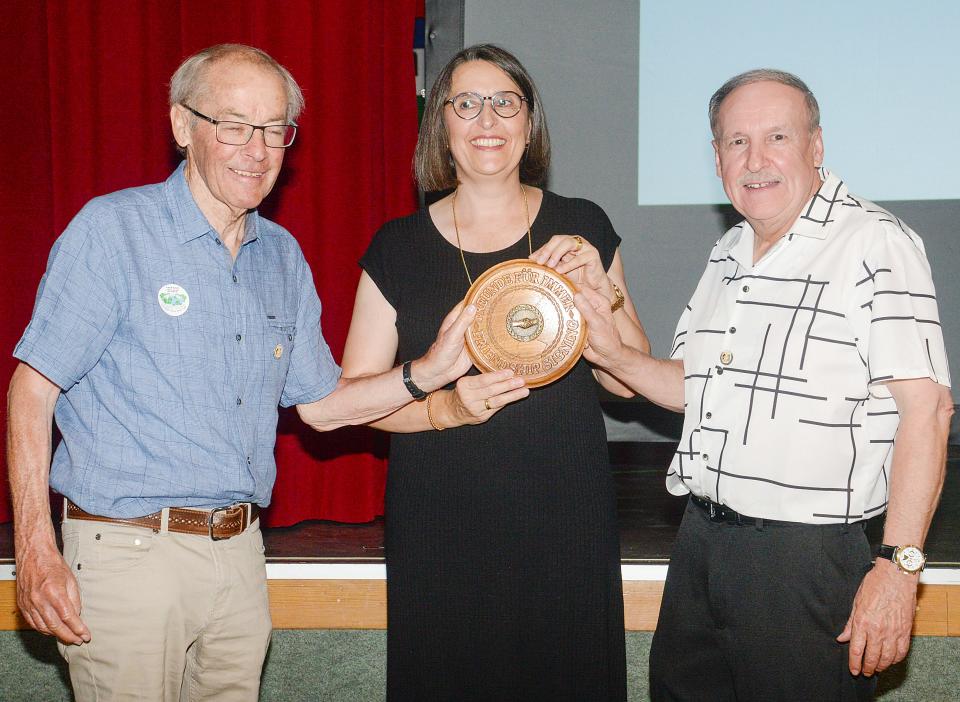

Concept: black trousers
[[649, 498, 878, 701]]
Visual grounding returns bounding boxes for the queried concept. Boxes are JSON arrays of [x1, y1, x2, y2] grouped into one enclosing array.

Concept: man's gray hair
[[169, 44, 304, 123], [708, 69, 819, 139]]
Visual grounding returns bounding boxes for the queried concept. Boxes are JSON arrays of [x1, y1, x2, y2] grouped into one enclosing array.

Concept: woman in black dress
[[342, 44, 649, 701]]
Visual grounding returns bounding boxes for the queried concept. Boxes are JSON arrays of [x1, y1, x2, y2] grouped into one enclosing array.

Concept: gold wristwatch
[[876, 544, 926, 574], [609, 282, 625, 313]]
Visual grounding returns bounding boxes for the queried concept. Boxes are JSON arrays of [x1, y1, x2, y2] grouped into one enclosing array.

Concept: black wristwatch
[[401, 360, 427, 400], [876, 544, 926, 574]]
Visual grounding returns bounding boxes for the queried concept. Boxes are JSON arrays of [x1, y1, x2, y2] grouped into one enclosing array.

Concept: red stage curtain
[[0, 1, 419, 526]]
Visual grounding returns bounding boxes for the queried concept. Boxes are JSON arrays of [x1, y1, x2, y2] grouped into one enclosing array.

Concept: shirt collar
[[164, 161, 261, 247], [719, 168, 847, 264], [242, 209, 261, 247]]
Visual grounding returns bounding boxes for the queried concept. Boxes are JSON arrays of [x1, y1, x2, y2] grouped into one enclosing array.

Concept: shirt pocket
[[264, 320, 296, 376]]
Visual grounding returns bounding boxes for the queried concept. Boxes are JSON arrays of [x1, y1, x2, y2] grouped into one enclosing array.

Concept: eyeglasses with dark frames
[[182, 105, 297, 148], [444, 91, 528, 120]]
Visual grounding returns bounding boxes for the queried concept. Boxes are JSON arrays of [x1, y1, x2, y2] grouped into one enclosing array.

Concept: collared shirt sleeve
[[279, 251, 342, 407], [850, 222, 951, 399], [670, 306, 690, 361], [14, 203, 122, 389]]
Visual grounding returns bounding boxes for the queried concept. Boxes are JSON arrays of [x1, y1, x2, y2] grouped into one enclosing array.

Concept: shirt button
[[215, 239, 222, 246], [702, 454, 709, 462], [247, 456, 252, 465], [728, 327, 736, 334], [716, 367, 724, 375], [705, 412, 712, 419], [720, 351, 733, 365], [236, 334, 242, 342], [236, 397, 242, 406], [742, 285, 750, 293], [233, 274, 238, 283], [287, 334, 293, 341]]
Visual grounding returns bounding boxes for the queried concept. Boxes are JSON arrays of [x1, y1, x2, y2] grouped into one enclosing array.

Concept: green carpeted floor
[[1, 630, 957, 700]]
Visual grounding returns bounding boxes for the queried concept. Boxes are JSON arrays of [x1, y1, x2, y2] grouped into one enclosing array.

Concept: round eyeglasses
[[444, 91, 527, 120], [183, 105, 297, 148]]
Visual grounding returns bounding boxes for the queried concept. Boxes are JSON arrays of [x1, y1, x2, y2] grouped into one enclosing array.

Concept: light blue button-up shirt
[[14, 162, 341, 517]]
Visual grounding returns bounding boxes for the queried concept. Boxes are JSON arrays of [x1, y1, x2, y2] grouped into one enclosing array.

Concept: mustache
[[738, 173, 782, 187]]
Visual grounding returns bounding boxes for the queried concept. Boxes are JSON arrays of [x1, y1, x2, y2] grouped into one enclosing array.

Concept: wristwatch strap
[[876, 544, 896, 561], [402, 360, 427, 400]]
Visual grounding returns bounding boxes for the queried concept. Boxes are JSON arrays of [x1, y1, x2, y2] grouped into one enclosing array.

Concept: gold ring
[[571, 235, 584, 252], [484, 398, 491, 411]]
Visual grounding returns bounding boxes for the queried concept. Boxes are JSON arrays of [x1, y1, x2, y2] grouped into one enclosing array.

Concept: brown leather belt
[[65, 500, 260, 540]]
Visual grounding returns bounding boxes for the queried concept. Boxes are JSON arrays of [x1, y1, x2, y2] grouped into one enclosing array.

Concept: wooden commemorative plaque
[[464, 259, 587, 388]]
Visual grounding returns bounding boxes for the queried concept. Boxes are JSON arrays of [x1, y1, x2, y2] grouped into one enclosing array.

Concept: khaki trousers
[[58, 509, 272, 702]]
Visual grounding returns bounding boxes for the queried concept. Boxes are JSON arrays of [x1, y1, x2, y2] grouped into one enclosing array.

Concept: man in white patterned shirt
[[576, 69, 952, 700]]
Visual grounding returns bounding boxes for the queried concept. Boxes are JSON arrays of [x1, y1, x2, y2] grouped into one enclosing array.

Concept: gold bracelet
[[609, 281, 625, 313], [426, 391, 444, 431]]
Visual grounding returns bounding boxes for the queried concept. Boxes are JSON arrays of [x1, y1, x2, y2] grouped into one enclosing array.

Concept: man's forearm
[[7, 365, 60, 556], [8, 363, 91, 643], [299, 302, 476, 432], [606, 349, 686, 413], [298, 362, 436, 432], [837, 381, 952, 676], [881, 384, 953, 548], [574, 287, 685, 410]]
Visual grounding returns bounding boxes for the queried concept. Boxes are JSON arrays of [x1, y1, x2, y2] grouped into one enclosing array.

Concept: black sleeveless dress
[[360, 190, 627, 702]]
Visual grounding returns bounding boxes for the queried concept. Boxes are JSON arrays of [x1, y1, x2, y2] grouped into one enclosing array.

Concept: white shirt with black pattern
[[668, 169, 951, 524]]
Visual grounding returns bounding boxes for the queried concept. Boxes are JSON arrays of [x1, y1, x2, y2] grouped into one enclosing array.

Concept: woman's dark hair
[[414, 44, 550, 192]]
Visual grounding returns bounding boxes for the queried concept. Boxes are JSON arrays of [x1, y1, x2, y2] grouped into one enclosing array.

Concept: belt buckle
[[208, 505, 233, 541], [708, 501, 721, 522]]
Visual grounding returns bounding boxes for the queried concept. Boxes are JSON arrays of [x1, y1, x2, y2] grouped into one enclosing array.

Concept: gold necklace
[[451, 185, 532, 285]]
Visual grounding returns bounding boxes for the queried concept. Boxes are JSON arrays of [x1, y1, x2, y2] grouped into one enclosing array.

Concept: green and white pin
[[157, 283, 190, 317]]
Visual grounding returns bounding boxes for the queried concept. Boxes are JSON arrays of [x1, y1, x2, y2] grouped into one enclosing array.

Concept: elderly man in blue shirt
[[7, 43, 477, 701]]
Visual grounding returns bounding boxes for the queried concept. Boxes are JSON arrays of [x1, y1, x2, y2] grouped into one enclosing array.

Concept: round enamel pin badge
[[157, 284, 190, 317]]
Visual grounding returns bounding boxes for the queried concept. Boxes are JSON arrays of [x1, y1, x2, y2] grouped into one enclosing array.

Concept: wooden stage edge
[[1, 575, 959, 636]]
